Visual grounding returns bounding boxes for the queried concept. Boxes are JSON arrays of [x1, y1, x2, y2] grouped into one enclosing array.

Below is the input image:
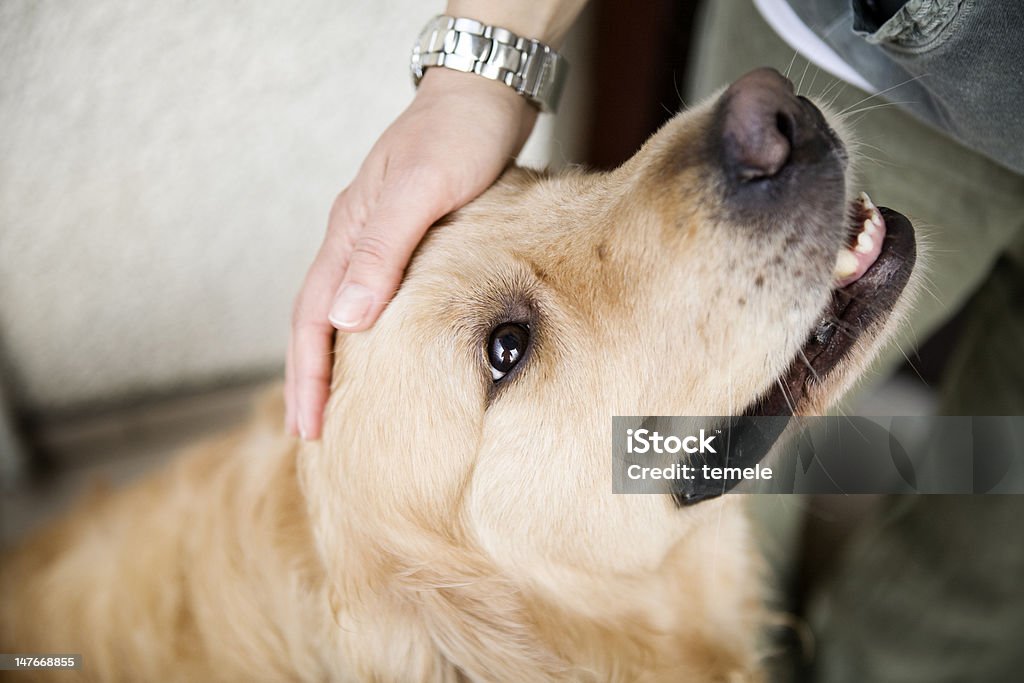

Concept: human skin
[[285, 0, 587, 439]]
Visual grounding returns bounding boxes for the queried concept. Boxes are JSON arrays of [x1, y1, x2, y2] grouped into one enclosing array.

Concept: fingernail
[[297, 411, 309, 441], [328, 283, 374, 329]]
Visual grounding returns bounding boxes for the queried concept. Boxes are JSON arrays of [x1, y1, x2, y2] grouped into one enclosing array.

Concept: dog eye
[[487, 323, 530, 381]]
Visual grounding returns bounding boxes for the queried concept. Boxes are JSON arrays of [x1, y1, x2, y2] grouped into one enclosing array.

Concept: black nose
[[717, 68, 831, 182]]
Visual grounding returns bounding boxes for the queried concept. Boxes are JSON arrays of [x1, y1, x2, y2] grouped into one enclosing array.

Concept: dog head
[[302, 68, 917, 679]]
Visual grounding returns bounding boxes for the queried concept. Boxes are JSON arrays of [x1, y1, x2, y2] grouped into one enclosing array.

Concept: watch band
[[410, 15, 568, 113]]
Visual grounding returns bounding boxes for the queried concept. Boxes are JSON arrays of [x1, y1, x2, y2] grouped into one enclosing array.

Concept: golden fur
[[2, 86, 916, 681]]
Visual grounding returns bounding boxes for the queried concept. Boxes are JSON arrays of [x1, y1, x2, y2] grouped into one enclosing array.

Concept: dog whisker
[[783, 51, 799, 80], [796, 60, 811, 95], [775, 377, 798, 415], [891, 336, 930, 389], [836, 74, 929, 116], [796, 348, 821, 384], [806, 66, 820, 99], [816, 77, 843, 103], [672, 70, 688, 110], [825, 82, 848, 110], [841, 100, 914, 119]]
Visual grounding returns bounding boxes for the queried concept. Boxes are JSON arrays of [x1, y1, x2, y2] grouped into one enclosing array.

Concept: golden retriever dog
[[1, 68, 916, 682]]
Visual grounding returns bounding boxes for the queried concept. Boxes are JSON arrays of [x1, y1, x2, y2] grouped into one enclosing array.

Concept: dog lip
[[673, 208, 916, 506], [759, 207, 916, 416]]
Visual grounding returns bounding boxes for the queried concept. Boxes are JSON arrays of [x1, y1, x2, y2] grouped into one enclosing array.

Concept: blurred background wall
[[2, 1, 433, 415]]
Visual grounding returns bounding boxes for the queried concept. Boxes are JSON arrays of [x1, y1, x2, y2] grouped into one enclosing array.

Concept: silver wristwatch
[[410, 15, 568, 113]]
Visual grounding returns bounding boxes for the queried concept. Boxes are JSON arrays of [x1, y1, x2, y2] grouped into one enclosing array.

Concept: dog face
[[301, 68, 916, 676]]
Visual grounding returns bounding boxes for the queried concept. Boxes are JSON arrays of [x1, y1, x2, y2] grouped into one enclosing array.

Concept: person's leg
[[806, 494, 1024, 682], [689, 2, 1024, 681], [939, 231, 1024, 415]]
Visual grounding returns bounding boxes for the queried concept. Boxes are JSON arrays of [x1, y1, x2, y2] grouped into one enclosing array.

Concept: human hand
[[285, 68, 538, 439]]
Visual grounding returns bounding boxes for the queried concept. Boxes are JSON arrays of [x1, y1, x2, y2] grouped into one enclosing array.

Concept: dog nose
[[718, 68, 808, 182]]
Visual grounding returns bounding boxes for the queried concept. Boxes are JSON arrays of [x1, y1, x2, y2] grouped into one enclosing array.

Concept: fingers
[[288, 174, 449, 441], [285, 336, 297, 436], [285, 72, 538, 439], [286, 216, 356, 440], [291, 317, 335, 440], [328, 179, 450, 332]]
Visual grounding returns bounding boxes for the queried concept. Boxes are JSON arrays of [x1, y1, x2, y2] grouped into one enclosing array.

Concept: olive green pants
[[688, 2, 1024, 681]]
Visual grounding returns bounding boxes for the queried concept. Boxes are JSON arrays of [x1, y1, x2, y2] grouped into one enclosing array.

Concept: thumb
[[328, 181, 448, 331]]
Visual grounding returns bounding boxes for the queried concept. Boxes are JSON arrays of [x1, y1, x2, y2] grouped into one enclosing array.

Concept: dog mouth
[[673, 194, 916, 505], [751, 193, 917, 417]]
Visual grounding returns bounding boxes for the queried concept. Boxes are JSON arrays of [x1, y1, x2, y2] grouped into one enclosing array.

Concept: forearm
[[445, 0, 589, 47]]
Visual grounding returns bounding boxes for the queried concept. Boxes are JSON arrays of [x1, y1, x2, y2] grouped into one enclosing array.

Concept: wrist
[[416, 68, 538, 149], [418, 67, 525, 108]]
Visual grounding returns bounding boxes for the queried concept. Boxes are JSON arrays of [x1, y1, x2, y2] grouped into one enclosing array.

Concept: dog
[[1, 68, 916, 682]]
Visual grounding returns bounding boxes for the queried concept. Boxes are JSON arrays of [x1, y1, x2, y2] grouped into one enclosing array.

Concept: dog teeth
[[856, 231, 874, 253], [837, 192, 885, 282], [858, 191, 884, 230], [833, 249, 858, 278], [869, 210, 883, 231]]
